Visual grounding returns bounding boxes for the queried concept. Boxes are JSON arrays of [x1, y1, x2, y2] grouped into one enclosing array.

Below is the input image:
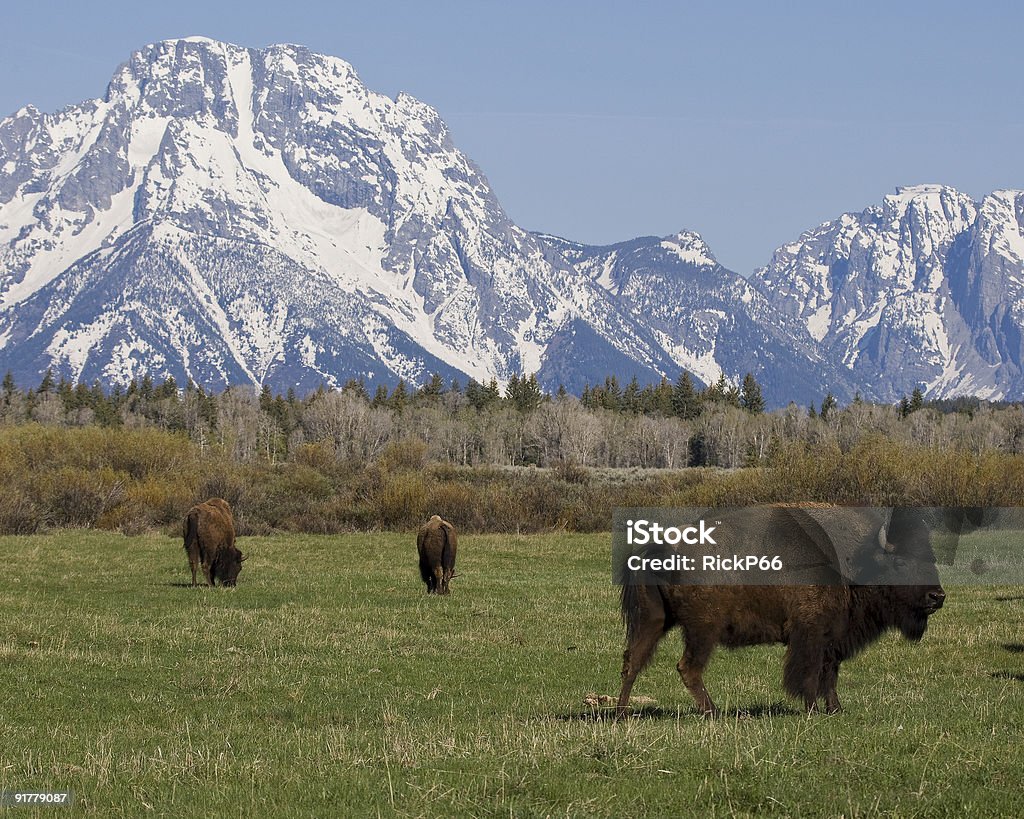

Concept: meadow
[[0, 530, 1022, 817]]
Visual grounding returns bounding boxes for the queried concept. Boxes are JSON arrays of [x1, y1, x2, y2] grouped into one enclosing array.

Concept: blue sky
[[2, 0, 1022, 273]]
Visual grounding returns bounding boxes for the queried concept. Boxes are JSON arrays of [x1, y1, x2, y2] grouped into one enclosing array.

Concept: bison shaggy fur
[[182, 497, 244, 587], [617, 506, 949, 716], [417, 515, 457, 594]]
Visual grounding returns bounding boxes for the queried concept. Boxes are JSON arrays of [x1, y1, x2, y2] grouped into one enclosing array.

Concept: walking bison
[[183, 497, 245, 587], [417, 515, 457, 594], [617, 506, 955, 716]]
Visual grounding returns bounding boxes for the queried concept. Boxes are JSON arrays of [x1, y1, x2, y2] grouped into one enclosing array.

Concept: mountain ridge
[[1, 38, 1022, 406]]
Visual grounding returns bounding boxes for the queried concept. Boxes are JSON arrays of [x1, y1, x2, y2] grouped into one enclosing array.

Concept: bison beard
[[616, 506, 947, 716], [183, 498, 245, 587]]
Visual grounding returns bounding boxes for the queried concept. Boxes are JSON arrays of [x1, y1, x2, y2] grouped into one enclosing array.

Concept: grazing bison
[[183, 498, 245, 587], [417, 515, 457, 594], [617, 506, 950, 716]]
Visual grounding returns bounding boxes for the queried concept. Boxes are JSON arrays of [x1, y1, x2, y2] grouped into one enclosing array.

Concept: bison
[[183, 497, 245, 587], [616, 506, 952, 716], [417, 515, 457, 594]]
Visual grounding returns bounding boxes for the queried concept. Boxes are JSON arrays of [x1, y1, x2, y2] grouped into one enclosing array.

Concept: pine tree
[[739, 373, 765, 414], [507, 373, 543, 412], [483, 378, 501, 406], [671, 372, 700, 419], [39, 368, 55, 395], [420, 372, 445, 399], [389, 379, 408, 412], [651, 376, 674, 416], [910, 386, 924, 413], [601, 375, 622, 411], [622, 375, 642, 414], [2, 372, 15, 405], [820, 392, 837, 421]]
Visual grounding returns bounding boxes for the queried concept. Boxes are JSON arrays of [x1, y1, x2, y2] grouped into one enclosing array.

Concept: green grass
[[0, 531, 1022, 817]]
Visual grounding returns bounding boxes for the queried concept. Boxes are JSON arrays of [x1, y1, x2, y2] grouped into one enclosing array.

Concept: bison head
[[855, 508, 945, 641], [215, 550, 247, 587]]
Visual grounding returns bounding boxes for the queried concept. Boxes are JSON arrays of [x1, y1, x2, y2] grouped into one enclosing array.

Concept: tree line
[[2, 368, 1023, 471]]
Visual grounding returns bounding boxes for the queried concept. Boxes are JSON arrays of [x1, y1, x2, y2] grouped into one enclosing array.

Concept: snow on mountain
[[754, 184, 1024, 401], [537, 230, 850, 407], [2, 38, 1024, 406], [0, 38, 677, 393]]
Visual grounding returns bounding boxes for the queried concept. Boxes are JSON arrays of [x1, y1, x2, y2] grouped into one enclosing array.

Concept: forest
[[0, 369, 1021, 535]]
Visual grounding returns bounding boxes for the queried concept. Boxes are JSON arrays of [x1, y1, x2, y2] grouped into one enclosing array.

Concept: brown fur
[[182, 498, 244, 587], [617, 506, 947, 716], [417, 515, 457, 594]]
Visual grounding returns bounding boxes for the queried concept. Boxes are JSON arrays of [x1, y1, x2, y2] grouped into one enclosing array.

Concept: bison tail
[[183, 509, 199, 552], [620, 582, 660, 643]]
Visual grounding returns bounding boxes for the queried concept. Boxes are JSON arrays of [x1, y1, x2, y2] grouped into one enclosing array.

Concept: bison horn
[[878, 524, 896, 553], [240, 554, 249, 562]]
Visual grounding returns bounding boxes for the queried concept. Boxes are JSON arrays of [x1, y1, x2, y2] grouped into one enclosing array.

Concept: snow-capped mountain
[[536, 230, 848, 406], [0, 37, 679, 393], [1, 38, 1023, 406], [754, 184, 1024, 401]]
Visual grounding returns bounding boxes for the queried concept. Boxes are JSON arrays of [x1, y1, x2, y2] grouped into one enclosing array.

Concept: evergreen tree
[[2, 371, 15, 403], [507, 373, 543, 412], [739, 373, 765, 414], [820, 392, 837, 421], [464, 378, 483, 410], [341, 378, 369, 400], [600, 375, 622, 411], [910, 386, 925, 413], [259, 384, 274, 412], [483, 378, 501, 406], [371, 384, 389, 407], [622, 375, 642, 414], [650, 376, 674, 416], [671, 372, 700, 419], [389, 379, 408, 412], [38, 368, 55, 395], [420, 372, 445, 399], [898, 395, 911, 419]]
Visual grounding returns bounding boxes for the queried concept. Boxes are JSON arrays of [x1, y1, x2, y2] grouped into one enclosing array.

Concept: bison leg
[[201, 561, 215, 587], [185, 546, 200, 587], [819, 650, 842, 714], [783, 628, 826, 713], [616, 602, 667, 718], [678, 633, 719, 717], [434, 567, 448, 595]]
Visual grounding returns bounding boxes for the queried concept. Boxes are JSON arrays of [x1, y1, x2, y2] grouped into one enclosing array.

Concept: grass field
[[0, 530, 1022, 817]]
